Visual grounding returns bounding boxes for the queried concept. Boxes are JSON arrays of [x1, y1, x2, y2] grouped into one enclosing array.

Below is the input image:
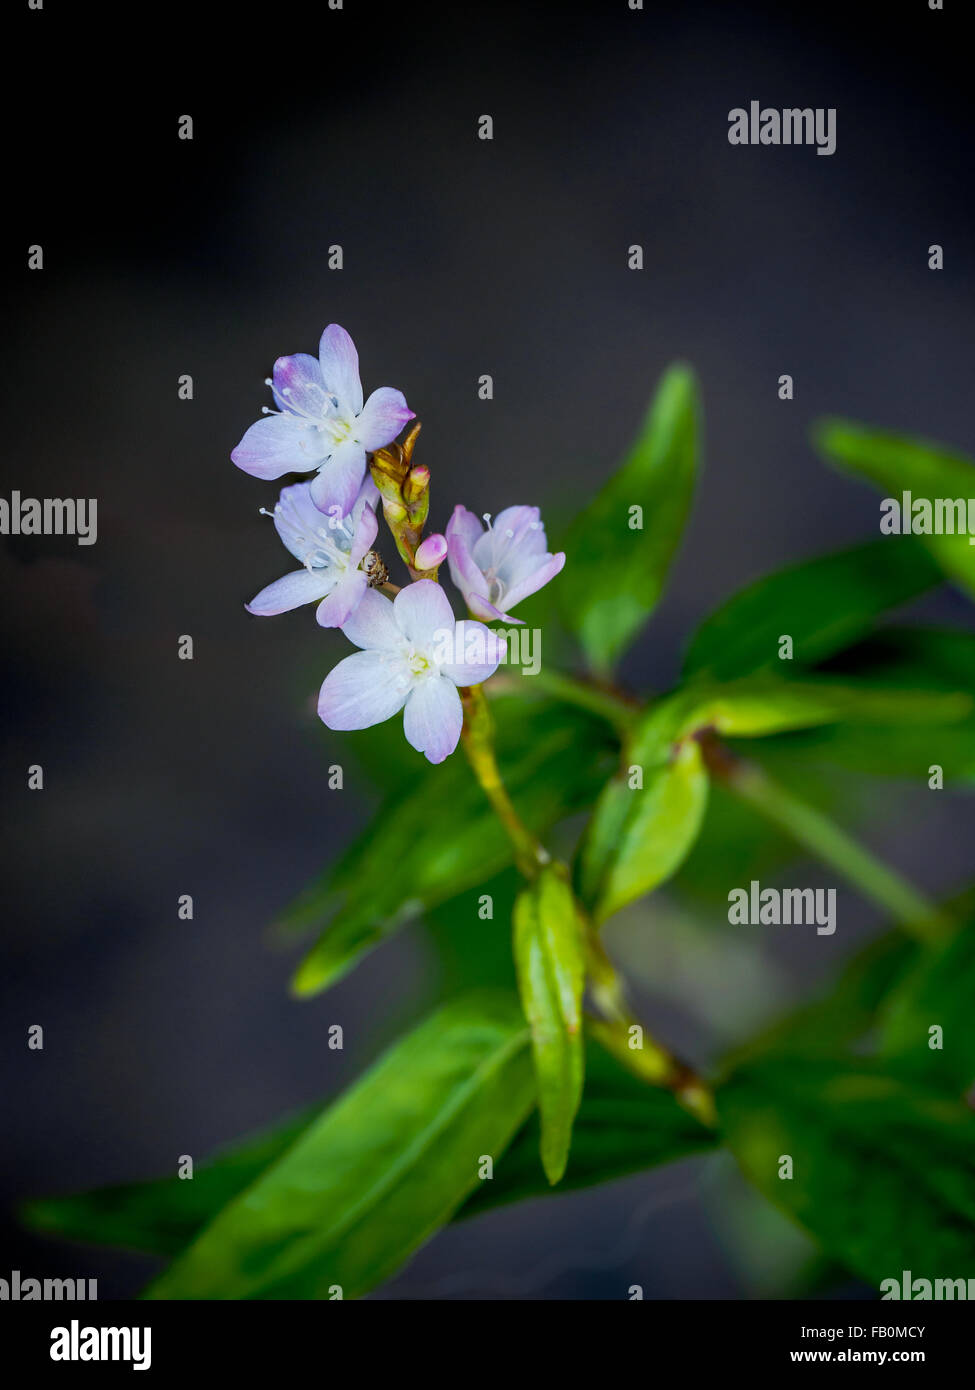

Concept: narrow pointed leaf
[[513, 866, 586, 1184], [817, 420, 975, 599], [145, 993, 534, 1300], [459, 1038, 716, 1216], [559, 364, 700, 676], [579, 736, 709, 924], [683, 538, 939, 681]]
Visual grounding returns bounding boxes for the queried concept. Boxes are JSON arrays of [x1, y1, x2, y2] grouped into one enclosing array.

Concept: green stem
[[706, 740, 947, 945], [582, 926, 715, 1126], [459, 683, 550, 878], [586, 1013, 717, 1129], [487, 668, 638, 735], [462, 680, 715, 1123]]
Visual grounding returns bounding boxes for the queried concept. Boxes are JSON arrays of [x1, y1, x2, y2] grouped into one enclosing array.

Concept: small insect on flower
[[361, 550, 389, 589], [446, 504, 565, 622], [231, 324, 415, 518], [318, 580, 506, 763], [246, 478, 381, 628]]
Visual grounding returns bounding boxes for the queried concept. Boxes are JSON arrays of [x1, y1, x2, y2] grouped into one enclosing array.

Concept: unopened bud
[[369, 460, 407, 505], [382, 497, 409, 525], [371, 444, 408, 484], [414, 533, 448, 571], [403, 465, 430, 504]]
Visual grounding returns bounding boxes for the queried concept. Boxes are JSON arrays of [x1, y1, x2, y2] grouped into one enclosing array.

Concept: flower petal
[[446, 504, 485, 554], [355, 387, 415, 450], [232, 413, 326, 480], [310, 439, 367, 517], [318, 650, 410, 730], [245, 567, 333, 616], [466, 592, 523, 624], [441, 621, 507, 685], [403, 675, 463, 764], [315, 569, 369, 628], [318, 324, 363, 416], [502, 550, 566, 609], [349, 497, 379, 566], [272, 481, 331, 562], [446, 510, 491, 608], [393, 579, 456, 646], [340, 587, 403, 651], [357, 473, 381, 513], [492, 505, 544, 548], [271, 353, 327, 418]]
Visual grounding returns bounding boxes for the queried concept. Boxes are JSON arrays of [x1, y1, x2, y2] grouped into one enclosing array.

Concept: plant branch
[[702, 736, 948, 945], [583, 914, 715, 1125], [459, 683, 550, 878], [462, 681, 715, 1124], [586, 1011, 717, 1128], [487, 667, 639, 735]]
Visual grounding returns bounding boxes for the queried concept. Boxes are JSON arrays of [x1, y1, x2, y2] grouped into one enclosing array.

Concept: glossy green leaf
[[816, 420, 975, 599], [146, 993, 534, 1300], [578, 671, 967, 925], [880, 920, 975, 1097], [682, 676, 971, 739], [683, 538, 940, 681], [513, 866, 586, 1184], [459, 1037, 716, 1217], [720, 1058, 975, 1288], [287, 700, 616, 996], [25, 1037, 716, 1256], [579, 736, 709, 924], [558, 364, 700, 675], [799, 626, 975, 782]]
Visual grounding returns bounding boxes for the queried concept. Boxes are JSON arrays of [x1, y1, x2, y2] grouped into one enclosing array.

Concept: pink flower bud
[[414, 532, 448, 571]]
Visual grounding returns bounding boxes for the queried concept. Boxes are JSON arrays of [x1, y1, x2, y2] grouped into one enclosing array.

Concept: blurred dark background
[[3, 0, 973, 1298]]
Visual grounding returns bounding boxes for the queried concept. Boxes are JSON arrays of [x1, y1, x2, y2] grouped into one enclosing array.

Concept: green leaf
[[816, 420, 975, 600], [145, 993, 535, 1300], [558, 363, 700, 676], [682, 676, 971, 739], [577, 671, 967, 925], [458, 1038, 716, 1217], [424, 868, 520, 996], [720, 1058, 975, 1287], [798, 627, 975, 783], [22, 1107, 318, 1259], [25, 1037, 716, 1256], [764, 721, 975, 786], [579, 735, 709, 924], [513, 866, 586, 1184], [880, 921, 975, 1097], [287, 700, 616, 996], [683, 538, 940, 681], [821, 625, 975, 693]]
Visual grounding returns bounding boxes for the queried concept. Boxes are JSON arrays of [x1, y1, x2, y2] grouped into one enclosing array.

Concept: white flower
[[446, 504, 565, 622], [232, 324, 414, 517], [318, 580, 506, 763], [246, 478, 380, 628]]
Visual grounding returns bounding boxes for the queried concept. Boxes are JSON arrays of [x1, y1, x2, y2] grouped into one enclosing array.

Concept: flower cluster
[[233, 325, 565, 762]]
